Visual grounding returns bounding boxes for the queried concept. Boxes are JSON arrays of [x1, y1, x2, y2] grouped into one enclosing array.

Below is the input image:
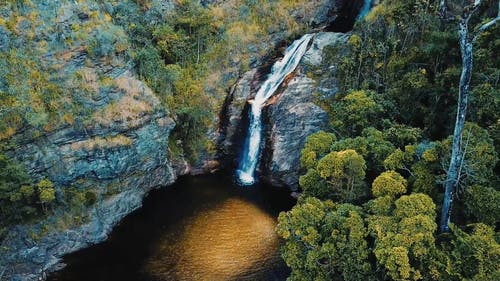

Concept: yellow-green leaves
[[37, 178, 55, 205], [372, 170, 407, 198], [330, 90, 380, 136], [299, 130, 336, 170], [277, 198, 372, 281], [368, 192, 438, 281], [311, 149, 367, 202]]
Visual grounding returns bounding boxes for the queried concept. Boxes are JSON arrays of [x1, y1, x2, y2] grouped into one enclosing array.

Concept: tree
[[368, 192, 443, 281], [316, 149, 367, 202], [299, 131, 336, 170], [37, 178, 55, 212], [331, 127, 396, 175], [439, 0, 500, 232], [0, 153, 32, 222], [463, 185, 500, 226], [276, 197, 373, 281], [372, 170, 407, 198], [446, 223, 500, 280], [330, 90, 380, 136]]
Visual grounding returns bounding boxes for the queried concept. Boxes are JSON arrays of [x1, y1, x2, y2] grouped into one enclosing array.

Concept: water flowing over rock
[[236, 34, 314, 185], [264, 33, 350, 190], [219, 32, 350, 190], [262, 76, 329, 189]]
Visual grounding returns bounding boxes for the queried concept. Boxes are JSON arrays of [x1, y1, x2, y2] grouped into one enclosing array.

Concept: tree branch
[[473, 16, 500, 42], [439, 0, 448, 18]]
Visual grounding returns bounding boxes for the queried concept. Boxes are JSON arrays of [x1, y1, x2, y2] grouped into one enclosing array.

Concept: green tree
[[330, 90, 380, 136], [372, 170, 407, 198], [299, 130, 336, 170], [301, 149, 368, 202], [332, 127, 396, 175], [368, 192, 443, 281], [37, 178, 55, 212], [463, 185, 500, 226], [277, 197, 373, 281], [446, 224, 500, 280]]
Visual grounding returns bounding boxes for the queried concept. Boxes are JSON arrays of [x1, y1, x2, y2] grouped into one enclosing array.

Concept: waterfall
[[357, 0, 373, 20], [236, 34, 314, 185]]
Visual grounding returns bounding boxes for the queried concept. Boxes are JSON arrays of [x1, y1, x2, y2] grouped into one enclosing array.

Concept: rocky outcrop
[[262, 32, 350, 189], [0, 0, 356, 279], [262, 76, 329, 189], [312, 0, 369, 31], [0, 67, 180, 280], [219, 32, 350, 190], [0, 1, 183, 280], [218, 70, 257, 167]]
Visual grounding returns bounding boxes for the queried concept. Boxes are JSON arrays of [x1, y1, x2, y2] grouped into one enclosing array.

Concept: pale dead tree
[[439, 0, 500, 233]]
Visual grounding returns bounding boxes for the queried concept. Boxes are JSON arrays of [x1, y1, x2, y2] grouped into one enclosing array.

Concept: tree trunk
[[440, 20, 473, 233]]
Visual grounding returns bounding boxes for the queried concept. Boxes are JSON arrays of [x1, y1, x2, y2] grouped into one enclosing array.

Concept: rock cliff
[[0, 1, 182, 280], [219, 32, 350, 190], [0, 0, 363, 279]]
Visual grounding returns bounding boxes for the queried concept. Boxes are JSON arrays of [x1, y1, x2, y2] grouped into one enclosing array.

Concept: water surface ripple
[[48, 174, 294, 281]]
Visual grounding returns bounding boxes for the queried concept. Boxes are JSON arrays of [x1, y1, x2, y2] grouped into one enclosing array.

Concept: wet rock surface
[[219, 32, 349, 191]]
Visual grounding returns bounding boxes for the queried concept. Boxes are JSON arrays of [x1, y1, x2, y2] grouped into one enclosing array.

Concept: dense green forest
[[277, 0, 500, 280], [0, 0, 499, 280]]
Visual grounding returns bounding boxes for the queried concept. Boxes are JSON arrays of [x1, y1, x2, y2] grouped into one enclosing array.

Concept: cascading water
[[357, 0, 373, 20], [236, 34, 314, 185]]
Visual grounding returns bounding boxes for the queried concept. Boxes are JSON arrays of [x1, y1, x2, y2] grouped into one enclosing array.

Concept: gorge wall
[[219, 32, 351, 190], [0, 0, 368, 280], [0, 1, 185, 280]]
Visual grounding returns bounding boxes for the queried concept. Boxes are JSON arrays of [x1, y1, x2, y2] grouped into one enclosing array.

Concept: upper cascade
[[357, 0, 373, 20], [236, 33, 314, 185]]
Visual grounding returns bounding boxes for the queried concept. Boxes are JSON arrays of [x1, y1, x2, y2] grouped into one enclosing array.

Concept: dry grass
[[93, 72, 157, 127], [70, 134, 133, 151]]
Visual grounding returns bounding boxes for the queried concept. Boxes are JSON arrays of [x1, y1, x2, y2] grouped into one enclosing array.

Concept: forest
[[0, 0, 499, 280], [277, 0, 500, 280]]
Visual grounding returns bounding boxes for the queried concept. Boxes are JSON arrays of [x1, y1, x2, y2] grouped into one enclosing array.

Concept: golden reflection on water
[[144, 198, 281, 281]]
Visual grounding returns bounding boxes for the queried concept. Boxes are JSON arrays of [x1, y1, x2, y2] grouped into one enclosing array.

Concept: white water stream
[[236, 34, 313, 185]]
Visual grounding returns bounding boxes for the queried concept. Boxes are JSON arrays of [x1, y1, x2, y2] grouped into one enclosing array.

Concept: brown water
[[48, 174, 295, 281]]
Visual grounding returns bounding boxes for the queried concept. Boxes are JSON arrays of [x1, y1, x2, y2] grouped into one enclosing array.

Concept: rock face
[[0, 0, 354, 279], [219, 32, 349, 190], [263, 32, 350, 189], [218, 69, 258, 167], [0, 1, 182, 280], [312, 0, 367, 31], [0, 69, 180, 280], [262, 76, 329, 189]]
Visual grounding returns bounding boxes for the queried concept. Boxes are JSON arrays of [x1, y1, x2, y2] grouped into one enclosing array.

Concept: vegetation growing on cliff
[[278, 0, 500, 280], [111, 0, 318, 161], [0, 0, 318, 238]]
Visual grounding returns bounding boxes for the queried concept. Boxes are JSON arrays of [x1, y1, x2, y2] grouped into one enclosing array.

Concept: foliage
[[284, 0, 500, 280], [463, 185, 500, 226], [301, 149, 367, 202], [299, 130, 336, 170], [0, 153, 34, 229], [329, 90, 381, 136], [445, 224, 500, 280], [0, 154, 60, 239], [277, 197, 373, 281], [331, 127, 396, 176], [110, 0, 316, 162], [372, 170, 407, 198]]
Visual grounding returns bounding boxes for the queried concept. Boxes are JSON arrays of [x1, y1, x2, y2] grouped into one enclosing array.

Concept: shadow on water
[[47, 173, 295, 281]]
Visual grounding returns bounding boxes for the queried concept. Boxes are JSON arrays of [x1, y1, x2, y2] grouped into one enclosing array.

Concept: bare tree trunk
[[439, 0, 448, 18], [440, 20, 473, 233], [439, 0, 499, 233]]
